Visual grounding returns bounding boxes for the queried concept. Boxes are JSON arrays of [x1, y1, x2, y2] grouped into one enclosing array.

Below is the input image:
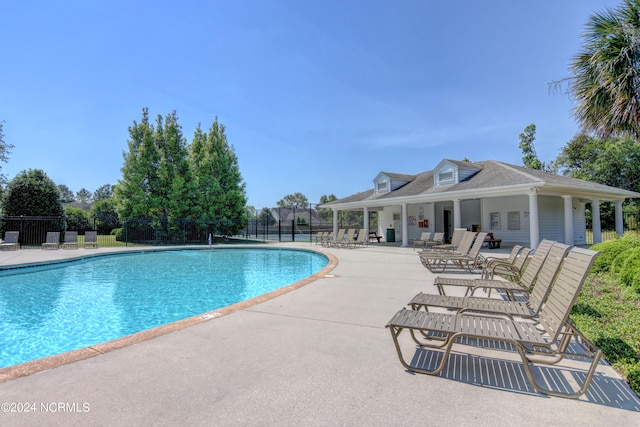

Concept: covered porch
[[329, 188, 627, 248]]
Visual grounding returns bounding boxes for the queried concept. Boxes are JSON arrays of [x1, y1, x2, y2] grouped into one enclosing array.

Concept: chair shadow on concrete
[[407, 339, 640, 412]]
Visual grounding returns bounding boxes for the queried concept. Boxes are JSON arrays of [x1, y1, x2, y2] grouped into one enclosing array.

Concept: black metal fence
[[586, 211, 640, 244], [11, 209, 634, 247], [0, 216, 335, 248]]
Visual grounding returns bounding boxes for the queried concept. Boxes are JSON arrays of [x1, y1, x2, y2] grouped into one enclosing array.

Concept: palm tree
[[570, 0, 640, 137]]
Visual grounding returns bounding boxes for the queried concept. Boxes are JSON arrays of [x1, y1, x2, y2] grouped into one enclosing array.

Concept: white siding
[[573, 199, 587, 245], [460, 199, 481, 231], [538, 196, 565, 243], [378, 207, 395, 238], [481, 196, 530, 246], [407, 203, 435, 241]]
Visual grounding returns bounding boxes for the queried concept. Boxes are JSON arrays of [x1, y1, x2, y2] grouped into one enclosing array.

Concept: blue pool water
[[0, 248, 328, 368]]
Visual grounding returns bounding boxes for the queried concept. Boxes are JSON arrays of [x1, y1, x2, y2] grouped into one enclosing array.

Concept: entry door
[[443, 209, 452, 243]]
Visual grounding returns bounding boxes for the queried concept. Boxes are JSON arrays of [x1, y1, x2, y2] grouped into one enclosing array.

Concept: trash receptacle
[[386, 228, 395, 243]]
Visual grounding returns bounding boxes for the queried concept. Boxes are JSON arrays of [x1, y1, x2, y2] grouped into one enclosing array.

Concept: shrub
[[111, 228, 124, 241], [65, 206, 91, 232], [89, 199, 120, 234], [613, 248, 640, 292], [591, 235, 640, 273]]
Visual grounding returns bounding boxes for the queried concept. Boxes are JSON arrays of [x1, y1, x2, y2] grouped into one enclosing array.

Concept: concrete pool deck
[[0, 243, 639, 425]]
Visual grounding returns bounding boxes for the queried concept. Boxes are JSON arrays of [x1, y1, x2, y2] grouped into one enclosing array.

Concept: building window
[[490, 212, 501, 230], [377, 181, 388, 192], [437, 169, 454, 184], [508, 211, 520, 230]]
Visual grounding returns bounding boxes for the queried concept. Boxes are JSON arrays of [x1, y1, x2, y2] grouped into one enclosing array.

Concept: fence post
[[19, 216, 23, 249], [309, 205, 313, 245]]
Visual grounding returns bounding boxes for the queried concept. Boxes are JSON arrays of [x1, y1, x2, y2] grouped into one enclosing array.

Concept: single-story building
[[321, 159, 640, 248]]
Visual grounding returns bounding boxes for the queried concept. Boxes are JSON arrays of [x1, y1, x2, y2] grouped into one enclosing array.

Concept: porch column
[[528, 188, 540, 249], [591, 199, 602, 244], [401, 203, 408, 247], [562, 195, 574, 245], [363, 207, 369, 233], [332, 209, 338, 235], [615, 200, 624, 236], [453, 199, 461, 228]]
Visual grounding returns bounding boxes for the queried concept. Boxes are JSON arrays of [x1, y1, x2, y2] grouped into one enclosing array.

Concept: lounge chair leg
[[409, 328, 450, 346], [515, 342, 603, 399], [389, 326, 455, 375]]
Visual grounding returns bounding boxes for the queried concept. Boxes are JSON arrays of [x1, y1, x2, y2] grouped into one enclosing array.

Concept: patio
[[0, 243, 638, 425]]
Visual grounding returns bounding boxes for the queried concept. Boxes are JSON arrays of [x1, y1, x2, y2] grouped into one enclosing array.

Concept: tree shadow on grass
[[571, 303, 602, 318]]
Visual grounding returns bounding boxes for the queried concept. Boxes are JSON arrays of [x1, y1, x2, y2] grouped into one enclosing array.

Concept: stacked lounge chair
[[421, 232, 444, 251], [413, 232, 433, 251], [386, 245, 602, 398], [432, 228, 467, 252], [344, 229, 369, 248], [433, 239, 554, 300], [419, 232, 487, 273], [409, 243, 570, 319], [327, 229, 346, 248], [480, 244, 532, 280]]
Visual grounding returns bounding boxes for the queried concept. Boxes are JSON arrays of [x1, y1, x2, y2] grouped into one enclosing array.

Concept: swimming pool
[[0, 248, 328, 369]]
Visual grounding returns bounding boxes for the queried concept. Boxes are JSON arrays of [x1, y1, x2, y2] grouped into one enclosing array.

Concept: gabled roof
[[376, 172, 416, 181], [322, 159, 640, 209]]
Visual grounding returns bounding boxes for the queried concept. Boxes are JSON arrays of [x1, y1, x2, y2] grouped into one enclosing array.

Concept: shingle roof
[[323, 159, 640, 207], [380, 172, 416, 181]]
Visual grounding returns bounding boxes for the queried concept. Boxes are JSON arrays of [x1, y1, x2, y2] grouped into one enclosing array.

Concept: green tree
[[277, 192, 309, 208], [0, 121, 14, 185], [318, 194, 337, 222], [65, 206, 91, 231], [555, 133, 640, 229], [317, 194, 364, 228], [116, 108, 197, 223], [58, 184, 75, 203], [245, 205, 257, 218], [258, 207, 275, 226], [518, 124, 544, 170], [93, 184, 114, 201], [189, 117, 247, 234], [568, 0, 640, 137], [4, 169, 64, 216], [556, 133, 640, 192], [89, 198, 121, 234], [76, 188, 92, 204], [153, 111, 198, 220], [115, 108, 158, 218]]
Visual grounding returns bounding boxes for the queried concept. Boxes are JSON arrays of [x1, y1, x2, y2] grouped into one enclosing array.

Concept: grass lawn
[[76, 234, 129, 247]]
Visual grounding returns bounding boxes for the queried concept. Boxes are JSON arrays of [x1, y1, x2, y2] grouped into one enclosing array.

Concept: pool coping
[[0, 245, 338, 383]]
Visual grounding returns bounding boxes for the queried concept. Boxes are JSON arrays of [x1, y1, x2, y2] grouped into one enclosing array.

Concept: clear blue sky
[[0, 0, 622, 208]]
